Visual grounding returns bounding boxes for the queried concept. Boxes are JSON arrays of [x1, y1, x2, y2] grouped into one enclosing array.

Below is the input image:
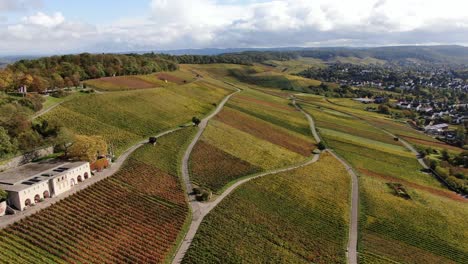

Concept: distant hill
[[160, 45, 468, 65], [0, 55, 39, 68]]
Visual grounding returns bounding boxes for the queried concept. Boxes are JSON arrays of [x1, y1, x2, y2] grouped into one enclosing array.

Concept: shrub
[[192, 117, 201, 126], [195, 188, 212, 201], [0, 189, 8, 202], [317, 141, 327, 150], [51, 90, 71, 98], [435, 166, 449, 179]]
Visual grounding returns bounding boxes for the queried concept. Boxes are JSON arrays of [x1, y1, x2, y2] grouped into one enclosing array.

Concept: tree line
[[0, 52, 298, 93], [0, 53, 180, 93]]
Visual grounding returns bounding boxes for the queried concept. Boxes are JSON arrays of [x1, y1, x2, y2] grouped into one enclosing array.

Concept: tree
[[21, 74, 34, 88], [378, 104, 390, 115], [192, 117, 201, 126], [0, 69, 13, 91], [317, 141, 327, 150], [68, 135, 107, 162], [17, 130, 42, 152], [441, 149, 450, 161], [455, 126, 466, 147], [0, 127, 17, 158], [53, 128, 75, 157]]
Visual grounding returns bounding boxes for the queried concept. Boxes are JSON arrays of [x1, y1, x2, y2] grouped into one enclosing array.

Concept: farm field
[[186, 63, 322, 92], [0, 128, 196, 264], [189, 86, 315, 192], [183, 153, 351, 264], [41, 79, 233, 156], [300, 101, 468, 263], [264, 57, 327, 74], [84, 69, 197, 91]]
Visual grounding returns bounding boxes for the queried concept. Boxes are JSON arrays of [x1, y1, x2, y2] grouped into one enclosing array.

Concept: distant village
[[353, 96, 467, 147]]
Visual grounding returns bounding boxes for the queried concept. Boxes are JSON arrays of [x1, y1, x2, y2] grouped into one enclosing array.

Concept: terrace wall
[[0, 147, 54, 172]]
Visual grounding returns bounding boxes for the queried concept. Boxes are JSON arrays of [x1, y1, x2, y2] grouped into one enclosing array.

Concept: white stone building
[[0, 161, 91, 211]]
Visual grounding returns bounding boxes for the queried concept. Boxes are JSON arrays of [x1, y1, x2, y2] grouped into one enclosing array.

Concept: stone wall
[[0, 147, 54, 172]]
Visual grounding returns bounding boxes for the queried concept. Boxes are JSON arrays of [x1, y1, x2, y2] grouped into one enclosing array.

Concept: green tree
[[0, 127, 17, 158], [378, 104, 391, 115], [441, 149, 450, 161], [54, 128, 75, 157]]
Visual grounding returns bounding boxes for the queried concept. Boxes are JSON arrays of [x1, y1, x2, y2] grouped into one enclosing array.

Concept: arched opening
[[25, 199, 31, 207], [34, 194, 41, 203], [43, 190, 50, 199], [77, 175, 83, 183], [84, 172, 89, 180], [70, 178, 76, 186]]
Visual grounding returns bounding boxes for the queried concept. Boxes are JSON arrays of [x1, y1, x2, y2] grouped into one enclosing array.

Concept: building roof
[[425, 123, 449, 130], [353, 98, 375, 103], [0, 161, 88, 192]]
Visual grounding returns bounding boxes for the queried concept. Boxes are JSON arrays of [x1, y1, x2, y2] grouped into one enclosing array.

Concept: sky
[[0, 0, 467, 55]]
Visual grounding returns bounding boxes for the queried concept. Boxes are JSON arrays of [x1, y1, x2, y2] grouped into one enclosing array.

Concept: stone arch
[[77, 175, 83, 183], [43, 190, 50, 199], [34, 194, 41, 203], [25, 199, 31, 207], [70, 178, 76, 186], [84, 172, 89, 180]]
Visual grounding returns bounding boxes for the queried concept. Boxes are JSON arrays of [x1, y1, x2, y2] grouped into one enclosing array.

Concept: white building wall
[[16, 182, 50, 211], [51, 163, 91, 197], [7, 162, 92, 211], [52, 174, 71, 197]]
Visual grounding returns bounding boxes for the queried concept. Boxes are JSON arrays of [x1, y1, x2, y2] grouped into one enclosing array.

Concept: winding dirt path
[[293, 98, 359, 264], [172, 94, 323, 263]]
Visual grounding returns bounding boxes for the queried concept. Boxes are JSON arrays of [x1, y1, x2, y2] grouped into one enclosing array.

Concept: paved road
[[0, 127, 183, 230], [172, 94, 324, 264]]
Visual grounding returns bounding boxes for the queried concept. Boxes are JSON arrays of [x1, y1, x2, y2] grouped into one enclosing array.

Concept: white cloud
[[0, 0, 467, 54], [22, 12, 64, 27]]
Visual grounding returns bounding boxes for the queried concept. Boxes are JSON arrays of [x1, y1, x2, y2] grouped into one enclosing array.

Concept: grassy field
[[183, 153, 351, 264], [42, 80, 232, 156], [0, 128, 196, 263], [299, 99, 468, 263], [189, 86, 315, 192]]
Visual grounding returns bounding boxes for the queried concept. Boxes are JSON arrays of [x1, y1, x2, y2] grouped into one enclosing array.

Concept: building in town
[[0, 161, 91, 211]]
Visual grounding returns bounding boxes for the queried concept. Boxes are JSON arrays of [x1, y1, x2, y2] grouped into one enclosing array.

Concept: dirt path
[[31, 101, 64, 120], [292, 98, 321, 143], [0, 127, 183, 230], [294, 98, 359, 264], [326, 150, 359, 264], [172, 94, 324, 263]]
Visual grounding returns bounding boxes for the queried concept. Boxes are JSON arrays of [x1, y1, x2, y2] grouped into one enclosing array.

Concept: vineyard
[[299, 100, 468, 263], [190, 140, 262, 192], [42, 80, 232, 156], [0, 128, 196, 263], [84, 75, 167, 91], [183, 153, 351, 264], [190, 86, 314, 192]]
